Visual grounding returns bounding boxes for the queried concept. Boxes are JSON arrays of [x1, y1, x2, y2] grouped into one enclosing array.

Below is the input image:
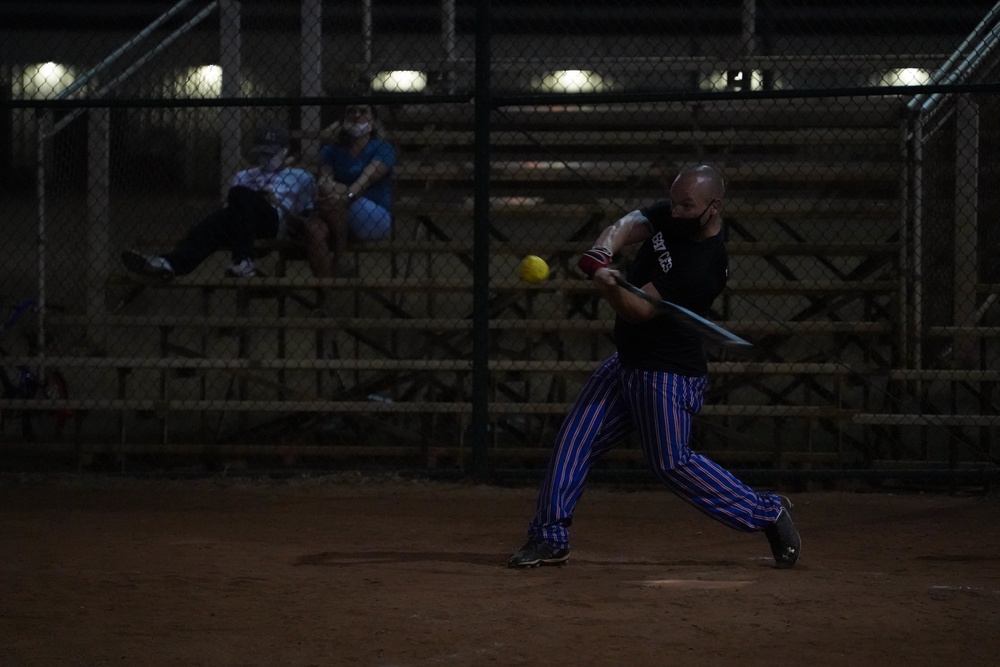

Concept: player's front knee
[[648, 451, 693, 478]]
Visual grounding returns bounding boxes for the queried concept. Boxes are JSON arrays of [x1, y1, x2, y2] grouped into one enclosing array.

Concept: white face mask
[[344, 121, 372, 138]]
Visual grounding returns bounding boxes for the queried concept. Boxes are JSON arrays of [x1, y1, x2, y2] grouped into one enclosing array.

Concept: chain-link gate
[[1, 0, 998, 485]]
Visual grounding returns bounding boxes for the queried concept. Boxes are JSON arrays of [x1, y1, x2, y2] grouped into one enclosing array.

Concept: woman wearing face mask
[[121, 122, 316, 279], [306, 104, 396, 293]]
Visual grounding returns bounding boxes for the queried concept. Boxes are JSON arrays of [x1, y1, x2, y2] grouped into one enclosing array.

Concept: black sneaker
[[507, 539, 570, 568], [764, 495, 801, 569]]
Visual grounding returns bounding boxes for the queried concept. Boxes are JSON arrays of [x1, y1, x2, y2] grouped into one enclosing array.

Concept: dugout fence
[[1, 0, 999, 487]]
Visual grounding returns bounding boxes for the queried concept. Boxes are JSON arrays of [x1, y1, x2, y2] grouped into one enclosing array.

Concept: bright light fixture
[[370, 70, 428, 93], [701, 69, 773, 92], [174, 65, 223, 98], [532, 70, 610, 94], [876, 68, 930, 87], [16, 62, 76, 99]]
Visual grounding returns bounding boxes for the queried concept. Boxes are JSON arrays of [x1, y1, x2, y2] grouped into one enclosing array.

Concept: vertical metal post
[[219, 0, 242, 196], [0, 61, 11, 185], [740, 0, 757, 89], [896, 116, 917, 454], [442, 0, 457, 93], [362, 0, 374, 80], [898, 119, 910, 367], [470, 0, 492, 480], [87, 107, 111, 350], [741, 0, 757, 56], [894, 115, 912, 454], [909, 117, 926, 460], [301, 0, 323, 159], [36, 111, 51, 360], [911, 120, 924, 372], [953, 94, 980, 366]]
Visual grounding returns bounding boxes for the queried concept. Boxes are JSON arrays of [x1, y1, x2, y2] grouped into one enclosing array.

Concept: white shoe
[[121, 250, 175, 279], [225, 258, 258, 278]]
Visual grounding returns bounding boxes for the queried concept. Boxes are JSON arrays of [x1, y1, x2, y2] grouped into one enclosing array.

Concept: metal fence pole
[[219, 0, 242, 196], [362, 0, 373, 72], [301, 0, 322, 159], [35, 110, 50, 361], [471, 0, 492, 480], [87, 107, 111, 351], [911, 118, 924, 373], [442, 0, 457, 94], [953, 94, 980, 366]]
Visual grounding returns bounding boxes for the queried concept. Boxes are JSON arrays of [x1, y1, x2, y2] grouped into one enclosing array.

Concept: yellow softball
[[517, 255, 550, 284]]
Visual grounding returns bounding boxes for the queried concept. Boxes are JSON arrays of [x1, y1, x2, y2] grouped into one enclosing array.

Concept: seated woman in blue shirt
[[305, 104, 395, 284]]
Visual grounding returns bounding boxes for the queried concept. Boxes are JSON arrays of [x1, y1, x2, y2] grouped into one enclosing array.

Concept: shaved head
[[667, 164, 726, 240], [674, 165, 726, 200]]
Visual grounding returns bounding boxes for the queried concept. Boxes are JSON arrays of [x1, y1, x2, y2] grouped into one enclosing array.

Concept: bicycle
[[0, 299, 73, 442]]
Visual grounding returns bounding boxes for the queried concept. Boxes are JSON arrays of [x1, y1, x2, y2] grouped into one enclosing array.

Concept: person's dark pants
[[163, 186, 279, 275]]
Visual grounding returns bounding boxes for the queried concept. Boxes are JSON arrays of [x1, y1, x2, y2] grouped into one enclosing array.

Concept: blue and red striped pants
[[527, 353, 784, 549]]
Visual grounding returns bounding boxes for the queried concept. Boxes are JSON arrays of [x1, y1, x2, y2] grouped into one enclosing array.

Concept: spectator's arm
[[347, 159, 389, 199]]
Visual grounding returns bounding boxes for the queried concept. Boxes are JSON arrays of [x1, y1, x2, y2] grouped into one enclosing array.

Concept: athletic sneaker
[[225, 258, 258, 278], [507, 539, 570, 568], [765, 495, 801, 569], [121, 250, 175, 280]]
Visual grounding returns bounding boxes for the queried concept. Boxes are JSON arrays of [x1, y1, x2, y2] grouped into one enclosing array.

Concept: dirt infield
[[1, 476, 998, 666]]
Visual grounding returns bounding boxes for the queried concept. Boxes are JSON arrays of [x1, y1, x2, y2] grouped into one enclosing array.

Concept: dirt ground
[[1, 476, 999, 667]]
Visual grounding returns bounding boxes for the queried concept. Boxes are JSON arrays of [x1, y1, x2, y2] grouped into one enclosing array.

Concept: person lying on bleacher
[[304, 104, 395, 292], [121, 122, 316, 280]]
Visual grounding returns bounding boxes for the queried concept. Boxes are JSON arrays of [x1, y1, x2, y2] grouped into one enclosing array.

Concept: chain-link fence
[[1, 0, 998, 485]]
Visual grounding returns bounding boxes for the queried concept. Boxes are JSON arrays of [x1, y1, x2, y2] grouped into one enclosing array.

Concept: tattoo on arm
[[596, 210, 651, 253]]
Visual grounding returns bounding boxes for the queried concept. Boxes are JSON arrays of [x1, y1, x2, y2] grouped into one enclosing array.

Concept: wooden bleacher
[[9, 95, 995, 473]]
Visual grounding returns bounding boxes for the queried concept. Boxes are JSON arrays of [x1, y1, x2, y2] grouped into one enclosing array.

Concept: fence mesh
[[1, 0, 998, 484]]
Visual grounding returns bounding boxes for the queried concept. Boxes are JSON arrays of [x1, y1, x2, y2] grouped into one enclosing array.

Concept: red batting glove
[[578, 246, 613, 277]]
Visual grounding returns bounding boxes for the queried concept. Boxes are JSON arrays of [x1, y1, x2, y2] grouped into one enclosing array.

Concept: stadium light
[[875, 68, 930, 87], [174, 65, 223, 98], [700, 69, 776, 92], [370, 70, 428, 93], [16, 62, 76, 99], [531, 70, 611, 94]]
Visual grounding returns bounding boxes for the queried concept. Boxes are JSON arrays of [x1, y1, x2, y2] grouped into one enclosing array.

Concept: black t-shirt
[[614, 199, 729, 376]]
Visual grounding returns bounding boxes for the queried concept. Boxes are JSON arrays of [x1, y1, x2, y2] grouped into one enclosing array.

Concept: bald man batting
[[508, 165, 801, 570]]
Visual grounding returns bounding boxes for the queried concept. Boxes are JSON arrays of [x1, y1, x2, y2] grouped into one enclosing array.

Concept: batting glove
[[578, 246, 613, 277]]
